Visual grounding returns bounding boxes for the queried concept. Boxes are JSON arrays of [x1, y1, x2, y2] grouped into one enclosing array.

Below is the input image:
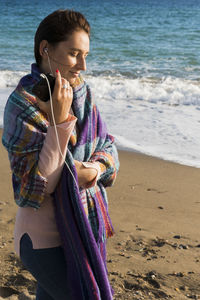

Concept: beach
[[1, 1, 200, 299], [0, 129, 200, 300]]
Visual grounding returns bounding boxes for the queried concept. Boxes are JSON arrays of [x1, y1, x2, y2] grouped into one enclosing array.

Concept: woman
[[2, 9, 119, 300]]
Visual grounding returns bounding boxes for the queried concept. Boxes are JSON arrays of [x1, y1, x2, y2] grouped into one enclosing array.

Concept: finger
[[53, 69, 62, 95], [61, 78, 70, 90], [36, 96, 44, 108], [61, 79, 72, 95], [36, 97, 50, 113]]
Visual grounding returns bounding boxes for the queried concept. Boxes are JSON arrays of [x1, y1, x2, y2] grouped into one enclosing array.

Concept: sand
[[0, 128, 200, 299]]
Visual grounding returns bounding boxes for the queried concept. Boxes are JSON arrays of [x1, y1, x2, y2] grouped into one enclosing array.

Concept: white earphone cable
[[46, 54, 54, 75]]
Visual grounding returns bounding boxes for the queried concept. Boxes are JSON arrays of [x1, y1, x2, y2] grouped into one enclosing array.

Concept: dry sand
[[0, 128, 200, 299]]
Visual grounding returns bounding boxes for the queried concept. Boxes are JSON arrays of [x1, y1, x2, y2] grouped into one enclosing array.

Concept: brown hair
[[34, 9, 90, 65]]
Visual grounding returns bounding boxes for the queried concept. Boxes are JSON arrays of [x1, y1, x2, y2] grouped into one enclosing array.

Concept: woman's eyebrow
[[69, 47, 89, 54]]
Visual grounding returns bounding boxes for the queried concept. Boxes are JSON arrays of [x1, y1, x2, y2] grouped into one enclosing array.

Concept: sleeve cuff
[[49, 114, 77, 130], [82, 161, 102, 186]]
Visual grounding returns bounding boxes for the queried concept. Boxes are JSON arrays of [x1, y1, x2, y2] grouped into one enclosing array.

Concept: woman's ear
[[39, 40, 49, 58]]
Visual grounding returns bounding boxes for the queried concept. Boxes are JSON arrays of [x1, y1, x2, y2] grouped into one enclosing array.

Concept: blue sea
[[1, 0, 200, 167]]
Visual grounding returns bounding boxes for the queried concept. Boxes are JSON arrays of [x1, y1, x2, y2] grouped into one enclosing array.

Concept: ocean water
[[1, 0, 200, 167]]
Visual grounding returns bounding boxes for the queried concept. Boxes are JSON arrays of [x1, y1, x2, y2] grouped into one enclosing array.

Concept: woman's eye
[[70, 52, 78, 57], [69, 52, 89, 59]]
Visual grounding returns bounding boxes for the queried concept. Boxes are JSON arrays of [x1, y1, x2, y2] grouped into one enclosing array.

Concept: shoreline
[[0, 83, 200, 170], [1, 130, 200, 299], [116, 146, 200, 170], [1, 125, 200, 170]]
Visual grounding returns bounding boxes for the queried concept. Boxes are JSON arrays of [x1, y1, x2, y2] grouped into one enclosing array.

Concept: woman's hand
[[74, 160, 98, 189], [37, 69, 73, 125]]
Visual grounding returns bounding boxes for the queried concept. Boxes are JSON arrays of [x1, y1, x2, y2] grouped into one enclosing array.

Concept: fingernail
[[56, 69, 59, 73]]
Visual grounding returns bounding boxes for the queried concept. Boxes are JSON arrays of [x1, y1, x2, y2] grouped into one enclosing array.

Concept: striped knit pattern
[[2, 63, 119, 299]]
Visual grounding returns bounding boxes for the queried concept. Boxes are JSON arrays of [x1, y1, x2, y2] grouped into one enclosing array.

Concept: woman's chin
[[63, 74, 76, 85], [68, 78, 76, 85]]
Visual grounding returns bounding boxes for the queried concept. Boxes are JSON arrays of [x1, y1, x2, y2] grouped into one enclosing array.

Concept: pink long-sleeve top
[[14, 114, 101, 256]]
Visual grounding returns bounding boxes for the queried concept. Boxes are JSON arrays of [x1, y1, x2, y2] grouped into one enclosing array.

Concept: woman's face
[[41, 30, 90, 85]]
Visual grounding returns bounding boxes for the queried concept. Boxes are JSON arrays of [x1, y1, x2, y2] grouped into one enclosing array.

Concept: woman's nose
[[78, 56, 87, 71]]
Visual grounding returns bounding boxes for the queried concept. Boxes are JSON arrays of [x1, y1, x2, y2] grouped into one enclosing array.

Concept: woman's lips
[[70, 71, 80, 77]]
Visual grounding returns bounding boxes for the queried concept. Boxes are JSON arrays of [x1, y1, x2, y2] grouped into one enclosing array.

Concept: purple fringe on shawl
[[53, 161, 113, 300]]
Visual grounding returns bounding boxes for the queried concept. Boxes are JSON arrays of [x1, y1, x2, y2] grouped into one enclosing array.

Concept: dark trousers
[[20, 233, 69, 300]]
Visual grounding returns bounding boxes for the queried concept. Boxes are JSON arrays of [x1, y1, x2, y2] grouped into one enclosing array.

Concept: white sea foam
[[87, 75, 200, 106], [0, 70, 26, 88], [0, 71, 200, 168], [87, 75, 200, 168]]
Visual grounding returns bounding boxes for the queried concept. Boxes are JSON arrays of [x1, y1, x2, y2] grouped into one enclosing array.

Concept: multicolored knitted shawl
[[2, 64, 119, 299]]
